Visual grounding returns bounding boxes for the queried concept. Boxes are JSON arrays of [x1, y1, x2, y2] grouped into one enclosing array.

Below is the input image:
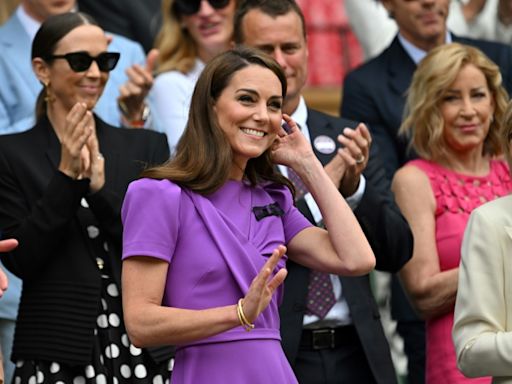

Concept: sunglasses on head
[[174, 0, 230, 16], [46, 51, 121, 73]]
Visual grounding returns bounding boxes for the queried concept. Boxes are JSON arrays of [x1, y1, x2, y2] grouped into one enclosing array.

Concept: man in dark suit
[[234, 0, 413, 382], [341, 1, 512, 383]]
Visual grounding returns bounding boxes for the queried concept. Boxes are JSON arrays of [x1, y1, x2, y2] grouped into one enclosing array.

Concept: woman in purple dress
[[121, 46, 376, 384]]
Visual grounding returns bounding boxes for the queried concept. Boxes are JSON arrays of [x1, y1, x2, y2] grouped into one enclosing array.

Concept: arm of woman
[[0, 106, 92, 279], [453, 205, 512, 377], [122, 246, 287, 347], [273, 115, 375, 276], [392, 165, 458, 319]]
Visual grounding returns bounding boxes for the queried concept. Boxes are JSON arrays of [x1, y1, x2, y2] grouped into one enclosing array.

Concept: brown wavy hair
[[142, 46, 293, 196], [400, 43, 509, 161]]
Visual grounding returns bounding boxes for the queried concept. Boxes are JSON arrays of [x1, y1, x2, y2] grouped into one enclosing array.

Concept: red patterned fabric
[[297, 0, 363, 86]]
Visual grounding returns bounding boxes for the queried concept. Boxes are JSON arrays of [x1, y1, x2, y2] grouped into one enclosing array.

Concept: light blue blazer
[[0, 13, 146, 321], [0, 12, 147, 135]]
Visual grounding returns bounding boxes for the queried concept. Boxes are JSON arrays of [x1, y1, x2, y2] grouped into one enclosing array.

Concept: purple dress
[[122, 178, 312, 384]]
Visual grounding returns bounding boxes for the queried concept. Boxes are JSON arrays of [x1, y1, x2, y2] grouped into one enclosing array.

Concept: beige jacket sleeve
[[453, 200, 512, 379]]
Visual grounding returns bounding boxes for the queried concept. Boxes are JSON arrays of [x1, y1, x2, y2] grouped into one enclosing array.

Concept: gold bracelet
[[237, 298, 255, 331]]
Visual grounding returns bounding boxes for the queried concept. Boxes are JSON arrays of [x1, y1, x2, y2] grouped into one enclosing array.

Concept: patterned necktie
[[286, 166, 336, 319]]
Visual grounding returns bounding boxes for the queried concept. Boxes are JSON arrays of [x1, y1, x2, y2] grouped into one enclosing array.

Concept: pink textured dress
[[409, 159, 512, 384]]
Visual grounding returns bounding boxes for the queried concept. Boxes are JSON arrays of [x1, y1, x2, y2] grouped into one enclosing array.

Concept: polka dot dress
[[12, 198, 173, 384]]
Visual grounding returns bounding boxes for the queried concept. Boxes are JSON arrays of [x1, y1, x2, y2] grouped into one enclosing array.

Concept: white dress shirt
[[283, 97, 367, 326]]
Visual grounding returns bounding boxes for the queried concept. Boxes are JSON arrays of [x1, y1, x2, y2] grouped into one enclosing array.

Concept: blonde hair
[[154, 0, 198, 74], [401, 43, 509, 161]]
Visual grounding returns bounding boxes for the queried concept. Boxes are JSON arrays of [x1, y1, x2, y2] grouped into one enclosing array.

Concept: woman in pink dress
[[392, 42, 512, 384]]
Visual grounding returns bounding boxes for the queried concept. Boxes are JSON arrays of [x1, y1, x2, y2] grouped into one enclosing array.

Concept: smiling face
[[213, 64, 283, 177], [181, 0, 236, 62], [381, 0, 449, 50], [440, 63, 495, 155], [240, 9, 307, 114], [34, 24, 109, 114]]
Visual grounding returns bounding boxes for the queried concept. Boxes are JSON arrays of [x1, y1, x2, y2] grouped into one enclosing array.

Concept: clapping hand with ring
[[333, 123, 372, 197]]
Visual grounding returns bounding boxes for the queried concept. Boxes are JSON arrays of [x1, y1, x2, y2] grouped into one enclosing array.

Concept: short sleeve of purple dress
[[122, 178, 312, 384]]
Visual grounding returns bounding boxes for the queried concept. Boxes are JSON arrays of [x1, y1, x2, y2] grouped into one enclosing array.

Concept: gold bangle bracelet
[[237, 298, 255, 331]]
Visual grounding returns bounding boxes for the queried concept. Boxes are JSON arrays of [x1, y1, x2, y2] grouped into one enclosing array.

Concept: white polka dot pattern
[[87, 225, 100, 239], [105, 344, 120, 359], [85, 365, 95, 378], [97, 314, 108, 328], [107, 283, 119, 297], [129, 344, 142, 356], [134, 364, 147, 378], [109, 313, 121, 327], [120, 364, 131, 379]]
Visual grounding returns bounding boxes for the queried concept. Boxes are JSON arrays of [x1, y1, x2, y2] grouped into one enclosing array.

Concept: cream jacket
[[453, 194, 512, 383]]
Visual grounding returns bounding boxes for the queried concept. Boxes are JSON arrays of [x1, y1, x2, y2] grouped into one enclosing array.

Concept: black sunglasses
[[46, 51, 120, 73], [174, 0, 230, 15]]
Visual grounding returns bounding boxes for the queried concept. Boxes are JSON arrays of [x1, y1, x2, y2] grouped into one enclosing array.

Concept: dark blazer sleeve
[[356, 142, 413, 272], [0, 161, 89, 280], [341, 64, 402, 179]]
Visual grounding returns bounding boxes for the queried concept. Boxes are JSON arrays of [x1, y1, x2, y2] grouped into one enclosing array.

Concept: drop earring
[[43, 81, 54, 103]]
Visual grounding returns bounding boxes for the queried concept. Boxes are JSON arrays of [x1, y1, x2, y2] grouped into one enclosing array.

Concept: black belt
[[299, 325, 356, 350]]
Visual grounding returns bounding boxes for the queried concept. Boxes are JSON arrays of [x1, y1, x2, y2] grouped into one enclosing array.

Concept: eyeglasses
[[174, 0, 230, 16], [45, 51, 120, 73]]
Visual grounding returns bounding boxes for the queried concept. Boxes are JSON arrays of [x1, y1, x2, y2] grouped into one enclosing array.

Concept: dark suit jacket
[[279, 108, 413, 384], [341, 34, 512, 180], [78, 0, 162, 53], [0, 116, 172, 365]]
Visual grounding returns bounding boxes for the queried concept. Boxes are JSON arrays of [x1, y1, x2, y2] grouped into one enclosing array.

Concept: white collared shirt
[[398, 30, 452, 65], [16, 5, 41, 41]]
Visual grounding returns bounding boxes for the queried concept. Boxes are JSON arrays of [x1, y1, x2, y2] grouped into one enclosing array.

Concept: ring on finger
[[355, 155, 365, 164], [97, 153, 104, 160]]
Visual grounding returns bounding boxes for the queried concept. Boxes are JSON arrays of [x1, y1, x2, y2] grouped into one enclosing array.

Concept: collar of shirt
[[278, 96, 309, 178], [398, 30, 452, 65], [17, 5, 79, 41], [290, 96, 311, 143]]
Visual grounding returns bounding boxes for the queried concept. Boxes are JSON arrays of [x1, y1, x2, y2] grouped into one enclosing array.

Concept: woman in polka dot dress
[[0, 12, 173, 384]]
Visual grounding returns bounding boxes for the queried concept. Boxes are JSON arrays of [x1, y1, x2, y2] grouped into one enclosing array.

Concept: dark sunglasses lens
[[174, 0, 200, 15], [174, 0, 229, 15], [97, 52, 120, 72], [209, 0, 230, 9], [67, 53, 93, 72]]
